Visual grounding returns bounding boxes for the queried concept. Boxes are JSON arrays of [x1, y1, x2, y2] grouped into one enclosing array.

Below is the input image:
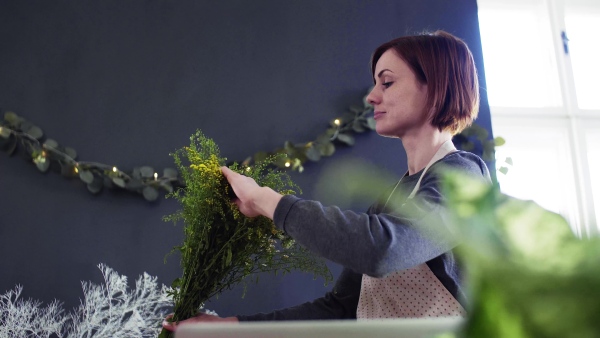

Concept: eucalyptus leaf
[[4, 111, 19, 124], [283, 141, 295, 152], [0, 126, 10, 138], [112, 177, 126, 188], [64, 147, 77, 160], [499, 166, 509, 175], [79, 170, 94, 184], [143, 186, 159, 201], [305, 146, 321, 162], [163, 168, 178, 179], [140, 166, 154, 178], [352, 120, 365, 133], [366, 117, 376, 130], [318, 142, 335, 157], [27, 126, 43, 140], [336, 133, 355, 146], [20, 121, 32, 133], [160, 181, 174, 193], [87, 179, 103, 194], [132, 167, 142, 179], [44, 139, 59, 149], [505, 157, 513, 166], [316, 133, 331, 144], [35, 159, 50, 172]]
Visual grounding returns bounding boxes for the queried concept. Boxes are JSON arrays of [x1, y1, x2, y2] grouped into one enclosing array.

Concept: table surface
[[175, 317, 463, 338]]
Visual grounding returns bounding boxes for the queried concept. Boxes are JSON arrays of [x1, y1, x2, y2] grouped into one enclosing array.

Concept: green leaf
[[0, 126, 10, 139], [44, 139, 59, 149], [143, 186, 159, 201], [365, 117, 376, 130], [64, 147, 77, 160], [35, 158, 50, 172], [4, 111, 19, 124], [352, 120, 365, 133], [505, 157, 513, 166], [336, 133, 355, 145], [499, 166, 509, 175], [27, 126, 43, 140], [494, 137, 506, 147], [226, 248, 232, 267], [140, 166, 154, 178], [283, 141, 295, 152], [79, 170, 94, 184], [112, 177, 126, 188], [87, 179, 103, 194], [318, 142, 335, 157], [160, 181, 174, 193], [305, 145, 321, 162]]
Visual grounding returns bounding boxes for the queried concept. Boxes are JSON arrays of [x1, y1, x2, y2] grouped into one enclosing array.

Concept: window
[[478, 0, 600, 237]]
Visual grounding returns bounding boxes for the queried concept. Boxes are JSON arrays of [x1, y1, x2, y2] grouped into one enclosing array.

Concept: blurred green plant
[[158, 130, 332, 338], [442, 171, 600, 338]]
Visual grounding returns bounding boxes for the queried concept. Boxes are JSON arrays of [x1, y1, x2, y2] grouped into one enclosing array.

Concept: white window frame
[[478, 0, 600, 237]]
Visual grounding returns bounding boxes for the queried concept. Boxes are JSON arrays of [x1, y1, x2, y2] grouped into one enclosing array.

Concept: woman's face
[[366, 49, 429, 139]]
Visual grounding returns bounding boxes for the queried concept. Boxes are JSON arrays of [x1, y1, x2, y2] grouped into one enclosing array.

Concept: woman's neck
[[402, 127, 453, 175]]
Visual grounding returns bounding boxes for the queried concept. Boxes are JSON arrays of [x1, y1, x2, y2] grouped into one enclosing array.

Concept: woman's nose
[[366, 87, 380, 106]]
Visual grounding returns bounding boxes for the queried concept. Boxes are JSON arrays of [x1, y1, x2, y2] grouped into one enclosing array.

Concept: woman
[[163, 30, 491, 329]]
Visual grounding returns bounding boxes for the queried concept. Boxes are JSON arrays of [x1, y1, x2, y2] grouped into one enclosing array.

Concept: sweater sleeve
[[236, 268, 362, 321], [273, 152, 491, 278]]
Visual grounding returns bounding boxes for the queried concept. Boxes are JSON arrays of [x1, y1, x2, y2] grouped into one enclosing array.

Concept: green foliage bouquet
[[158, 131, 332, 338]]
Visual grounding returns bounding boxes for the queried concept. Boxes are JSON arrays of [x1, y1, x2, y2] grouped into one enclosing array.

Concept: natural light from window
[[478, 1, 561, 108], [565, 11, 600, 109]]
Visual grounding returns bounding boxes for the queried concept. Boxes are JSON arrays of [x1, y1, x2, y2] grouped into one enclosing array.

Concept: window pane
[[478, 0, 562, 107], [585, 130, 600, 232], [493, 118, 580, 234], [565, 2, 600, 110]]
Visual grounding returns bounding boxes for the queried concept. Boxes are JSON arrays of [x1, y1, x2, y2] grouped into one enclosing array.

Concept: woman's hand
[[162, 313, 239, 332], [221, 166, 282, 219]]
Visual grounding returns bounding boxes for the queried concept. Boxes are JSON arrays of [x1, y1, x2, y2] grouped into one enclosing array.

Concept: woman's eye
[[382, 82, 393, 88]]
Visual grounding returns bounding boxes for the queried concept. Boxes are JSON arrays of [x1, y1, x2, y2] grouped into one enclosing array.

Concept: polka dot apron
[[356, 140, 466, 319]]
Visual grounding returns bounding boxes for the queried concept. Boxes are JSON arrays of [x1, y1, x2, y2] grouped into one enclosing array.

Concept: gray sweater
[[237, 151, 491, 321]]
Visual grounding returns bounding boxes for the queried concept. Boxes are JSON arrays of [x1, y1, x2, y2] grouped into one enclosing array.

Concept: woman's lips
[[373, 111, 385, 120]]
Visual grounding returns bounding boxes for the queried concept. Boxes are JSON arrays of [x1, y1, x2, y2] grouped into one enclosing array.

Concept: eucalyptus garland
[[0, 89, 503, 201]]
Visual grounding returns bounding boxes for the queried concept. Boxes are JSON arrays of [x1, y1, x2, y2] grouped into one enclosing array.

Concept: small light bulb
[[112, 167, 117, 172], [284, 162, 291, 168], [334, 119, 341, 126], [154, 172, 158, 180], [74, 167, 79, 174], [245, 167, 251, 172]]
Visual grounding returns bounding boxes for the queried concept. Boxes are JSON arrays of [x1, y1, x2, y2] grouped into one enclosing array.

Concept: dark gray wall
[[0, 0, 492, 317]]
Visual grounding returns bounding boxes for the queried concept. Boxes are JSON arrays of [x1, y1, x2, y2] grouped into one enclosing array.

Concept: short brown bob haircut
[[370, 30, 480, 135]]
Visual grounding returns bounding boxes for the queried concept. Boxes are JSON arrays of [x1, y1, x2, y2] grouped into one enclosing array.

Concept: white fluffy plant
[[0, 264, 173, 338]]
